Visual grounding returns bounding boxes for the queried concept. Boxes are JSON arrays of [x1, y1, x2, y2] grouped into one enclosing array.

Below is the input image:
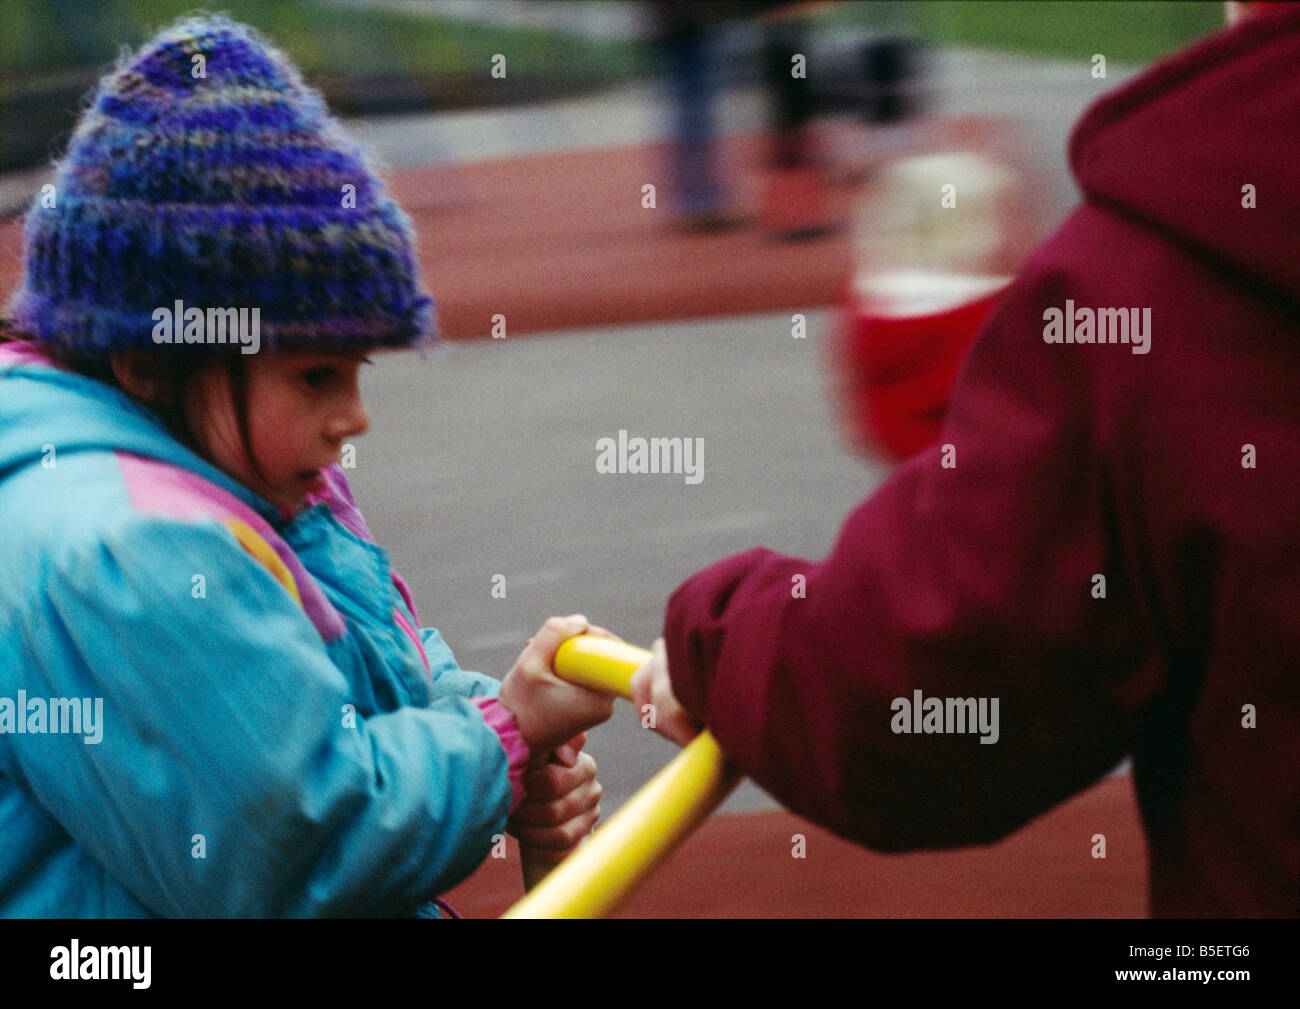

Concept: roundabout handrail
[[502, 635, 741, 918]]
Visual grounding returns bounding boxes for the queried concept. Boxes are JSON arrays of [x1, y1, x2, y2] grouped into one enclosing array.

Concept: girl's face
[[186, 350, 372, 514]]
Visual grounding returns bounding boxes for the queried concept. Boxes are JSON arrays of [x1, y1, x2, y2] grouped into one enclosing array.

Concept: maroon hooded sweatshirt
[[664, 10, 1300, 918]]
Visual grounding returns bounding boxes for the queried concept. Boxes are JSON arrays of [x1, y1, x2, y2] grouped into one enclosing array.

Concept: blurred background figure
[[652, 1, 754, 231], [650, 0, 927, 238], [759, 1, 835, 238]]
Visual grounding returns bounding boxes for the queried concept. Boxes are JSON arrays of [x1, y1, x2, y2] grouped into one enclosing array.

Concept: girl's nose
[[346, 404, 371, 438], [329, 389, 370, 441]]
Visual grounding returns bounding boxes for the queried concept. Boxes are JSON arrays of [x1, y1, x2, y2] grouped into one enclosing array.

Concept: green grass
[[0, 1, 1228, 104], [881, 1, 1226, 66], [0, 0, 644, 88], [0, 1, 88, 77]]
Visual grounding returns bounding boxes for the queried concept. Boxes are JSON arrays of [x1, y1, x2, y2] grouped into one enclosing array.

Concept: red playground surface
[[449, 773, 1147, 918]]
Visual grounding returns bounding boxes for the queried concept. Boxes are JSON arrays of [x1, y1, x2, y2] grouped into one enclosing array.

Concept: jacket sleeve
[[663, 262, 1155, 851], [15, 515, 513, 917], [418, 626, 530, 811], [419, 626, 502, 700]]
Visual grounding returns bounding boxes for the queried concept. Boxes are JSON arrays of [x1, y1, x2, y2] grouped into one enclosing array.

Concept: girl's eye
[[302, 368, 335, 390]]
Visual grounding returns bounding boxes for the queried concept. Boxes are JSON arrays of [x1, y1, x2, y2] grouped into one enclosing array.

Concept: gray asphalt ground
[[347, 309, 883, 812]]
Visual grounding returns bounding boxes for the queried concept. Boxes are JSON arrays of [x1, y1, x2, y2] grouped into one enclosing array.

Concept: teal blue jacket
[[0, 343, 515, 916]]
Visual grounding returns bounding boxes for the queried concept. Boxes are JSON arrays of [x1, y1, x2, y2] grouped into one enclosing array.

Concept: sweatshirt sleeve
[[663, 264, 1155, 851], [15, 515, 513, 917]]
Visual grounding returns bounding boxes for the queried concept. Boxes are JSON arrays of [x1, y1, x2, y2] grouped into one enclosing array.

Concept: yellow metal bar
[[552, 636, 647, 700], [520, 636, 653, 893], [504, 731, 740, 918], [505, 633, 740, 917], [519, 638, 649, 891]]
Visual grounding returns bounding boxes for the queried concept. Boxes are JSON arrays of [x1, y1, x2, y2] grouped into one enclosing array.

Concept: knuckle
[[560, 795, 583, 821]]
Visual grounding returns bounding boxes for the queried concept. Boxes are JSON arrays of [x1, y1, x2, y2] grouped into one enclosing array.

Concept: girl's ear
[[110, 351, 177, 406]]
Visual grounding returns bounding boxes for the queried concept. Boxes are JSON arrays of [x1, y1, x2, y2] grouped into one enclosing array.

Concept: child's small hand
[[498, 615, 616, 756], [509, 735, 603, 866], [630, 638, 703, 747]]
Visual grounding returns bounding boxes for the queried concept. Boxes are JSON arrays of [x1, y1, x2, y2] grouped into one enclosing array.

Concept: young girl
[[0, 15, 612, 916]]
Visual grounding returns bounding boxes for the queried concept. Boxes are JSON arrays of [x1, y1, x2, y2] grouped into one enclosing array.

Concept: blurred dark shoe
[[761, 164, 835, 240], [679, 210, 750, 233], [769, 222, 843, 242]]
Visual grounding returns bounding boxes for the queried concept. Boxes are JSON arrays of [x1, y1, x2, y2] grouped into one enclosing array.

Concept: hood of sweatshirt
[[1069, 7, 1300, 305]]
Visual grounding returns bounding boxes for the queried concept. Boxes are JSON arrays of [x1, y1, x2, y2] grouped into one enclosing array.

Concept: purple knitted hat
[[6, 14, 434, 352]]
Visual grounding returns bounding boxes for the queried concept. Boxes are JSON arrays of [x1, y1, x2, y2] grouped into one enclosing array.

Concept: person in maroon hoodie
[[632, 2, 1299, 918]]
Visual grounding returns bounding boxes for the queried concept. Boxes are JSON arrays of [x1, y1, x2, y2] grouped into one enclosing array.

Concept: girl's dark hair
[[1, 318, 265, 482]]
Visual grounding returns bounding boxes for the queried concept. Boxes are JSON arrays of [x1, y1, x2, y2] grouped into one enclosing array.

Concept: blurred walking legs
[[662, 21, 741, 230]]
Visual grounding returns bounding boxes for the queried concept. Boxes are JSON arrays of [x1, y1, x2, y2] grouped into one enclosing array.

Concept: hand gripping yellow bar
[[503, 635, 741, 918]]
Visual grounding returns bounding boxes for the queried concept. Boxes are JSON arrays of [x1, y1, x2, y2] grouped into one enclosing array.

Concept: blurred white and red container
[[830, 149, 1029, 461]]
